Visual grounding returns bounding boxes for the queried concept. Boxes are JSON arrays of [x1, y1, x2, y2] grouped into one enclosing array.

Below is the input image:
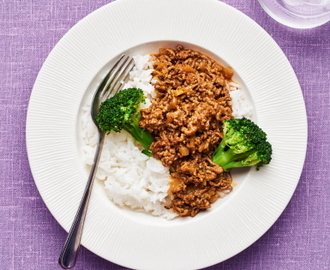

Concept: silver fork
[[58, 55, 134, 269]]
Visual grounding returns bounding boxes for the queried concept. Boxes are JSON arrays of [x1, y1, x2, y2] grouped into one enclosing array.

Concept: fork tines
[[100, 55, 135, 102]]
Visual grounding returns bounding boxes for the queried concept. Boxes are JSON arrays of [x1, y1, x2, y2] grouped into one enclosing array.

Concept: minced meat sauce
[[139, 45, 234, 217]]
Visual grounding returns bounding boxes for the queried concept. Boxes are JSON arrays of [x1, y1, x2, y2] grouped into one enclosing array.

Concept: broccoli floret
[[95, 88, 154, 156], [212, 117, 272, 171]]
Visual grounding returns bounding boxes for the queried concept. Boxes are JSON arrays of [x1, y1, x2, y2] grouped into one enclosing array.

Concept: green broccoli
[[95, 88, 154, 156], [212, 117, 272, 171]]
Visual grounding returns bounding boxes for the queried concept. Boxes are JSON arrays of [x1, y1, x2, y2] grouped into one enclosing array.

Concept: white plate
[[26, 0, 307, 269]]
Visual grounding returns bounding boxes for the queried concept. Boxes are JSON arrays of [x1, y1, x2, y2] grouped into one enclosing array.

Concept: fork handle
[[58, 131, 105, 269]]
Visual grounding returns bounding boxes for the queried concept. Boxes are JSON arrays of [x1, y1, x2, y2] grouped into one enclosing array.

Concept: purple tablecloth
[[1, 0, 329, 269]]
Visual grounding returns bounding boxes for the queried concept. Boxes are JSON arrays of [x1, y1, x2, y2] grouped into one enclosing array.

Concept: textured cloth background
[[1, 0, 329, 269]]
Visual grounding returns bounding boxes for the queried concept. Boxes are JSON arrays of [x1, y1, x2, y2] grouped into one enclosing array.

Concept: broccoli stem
[[220, 160, 248, 171], [122, 119, 154, 156], [213, 147, 236, 167], [213, 140, 256, 171]]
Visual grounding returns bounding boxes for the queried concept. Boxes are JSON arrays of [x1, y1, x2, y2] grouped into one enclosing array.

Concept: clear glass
[[258, 0, 330, 28]]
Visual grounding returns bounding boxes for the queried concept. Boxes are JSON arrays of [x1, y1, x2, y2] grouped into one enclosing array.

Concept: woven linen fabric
[[1, 0, 329, 269]]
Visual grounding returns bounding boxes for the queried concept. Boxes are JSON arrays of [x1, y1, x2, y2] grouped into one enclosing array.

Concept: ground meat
[[139, 45, 234, 217]]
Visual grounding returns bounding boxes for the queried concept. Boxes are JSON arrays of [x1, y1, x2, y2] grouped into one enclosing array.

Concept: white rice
[[82, 55, 177, 219], [81, 53, 252, 219], [229, 81, 253, 119], [229, 82, 253, 119]]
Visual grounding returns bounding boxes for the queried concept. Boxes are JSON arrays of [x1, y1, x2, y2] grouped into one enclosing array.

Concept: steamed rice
[[228, 81, 253, 118], [82, 55, 177, 219], [81, 53, 253, 219]]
